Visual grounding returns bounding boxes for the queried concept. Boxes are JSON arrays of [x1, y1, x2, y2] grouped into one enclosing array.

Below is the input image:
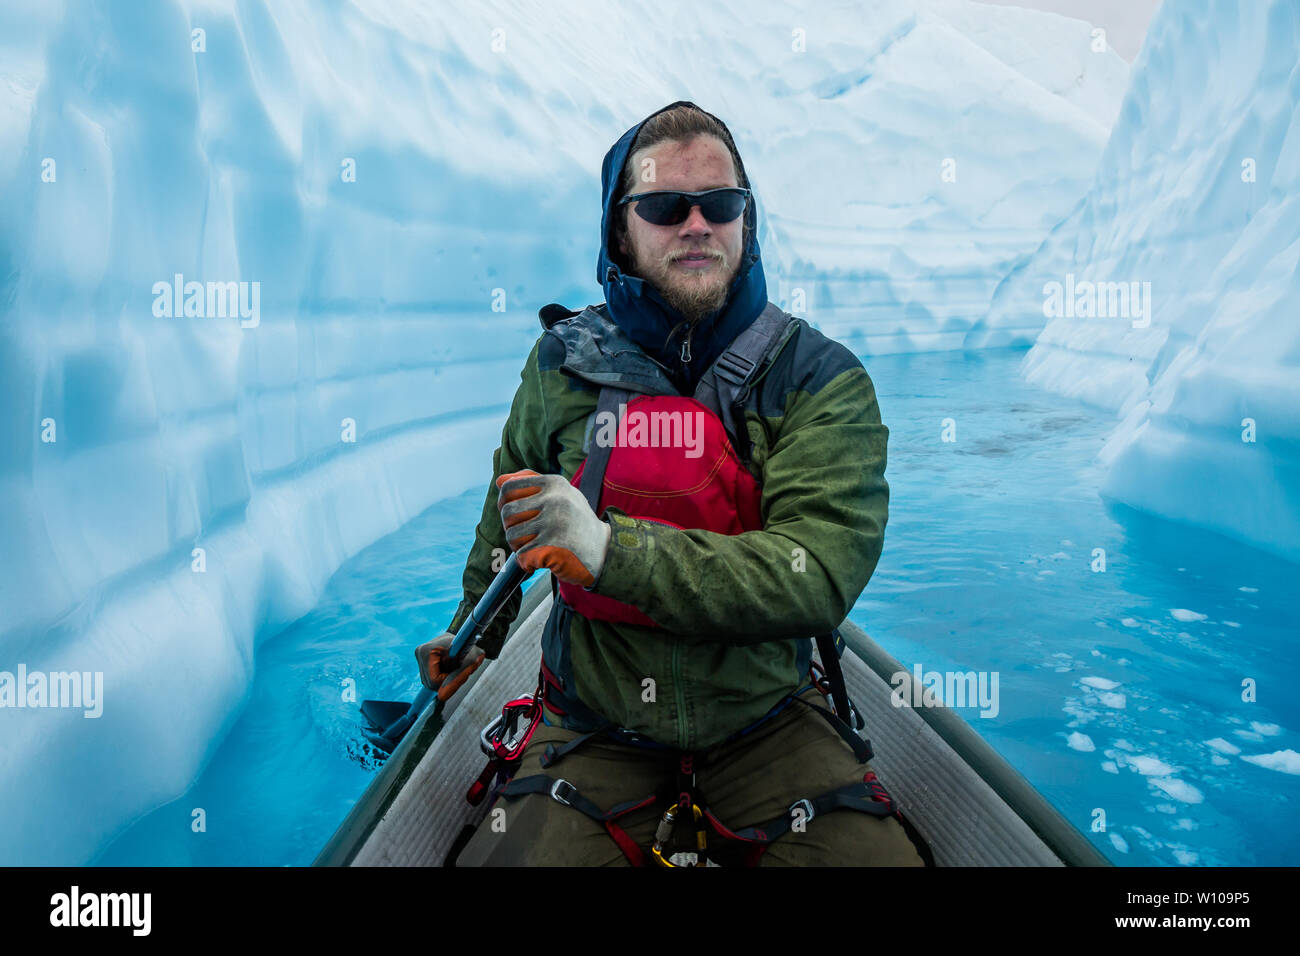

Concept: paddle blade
[[360, 698, 411, 733], [361, 728, 398, 758]]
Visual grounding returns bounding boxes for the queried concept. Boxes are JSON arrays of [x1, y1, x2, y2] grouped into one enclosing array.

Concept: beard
[[626, 232, 742, 325]]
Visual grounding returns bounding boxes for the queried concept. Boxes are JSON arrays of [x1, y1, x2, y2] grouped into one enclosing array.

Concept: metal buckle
[[550, 778, 577, 806], [714, 349, 755, 385], [789, 798, 816, 825]]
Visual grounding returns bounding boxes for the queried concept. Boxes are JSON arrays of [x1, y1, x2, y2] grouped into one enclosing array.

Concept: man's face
[[617, 135, 746, 325]]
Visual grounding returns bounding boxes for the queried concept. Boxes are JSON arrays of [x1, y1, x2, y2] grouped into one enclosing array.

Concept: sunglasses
[[618, 187, 751, 226]]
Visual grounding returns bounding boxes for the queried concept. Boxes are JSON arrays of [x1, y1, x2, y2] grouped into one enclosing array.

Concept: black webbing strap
[[540, 722, 616, 769], [498, 773, 659, 866], [692, 304, 795, 463], [814, 629, 864, 731], [579, 386, 632, 512], [790, 692, 873, 763], [500, 773, 655, 824], [724, 779, 898, 845]]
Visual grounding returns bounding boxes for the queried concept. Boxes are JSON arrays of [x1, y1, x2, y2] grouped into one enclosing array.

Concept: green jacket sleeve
[[591, 361, 888, 643], [443, 339, 550, 658]]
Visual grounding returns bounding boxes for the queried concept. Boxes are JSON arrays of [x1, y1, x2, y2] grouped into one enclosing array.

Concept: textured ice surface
[[972, 0, 1300, 563]]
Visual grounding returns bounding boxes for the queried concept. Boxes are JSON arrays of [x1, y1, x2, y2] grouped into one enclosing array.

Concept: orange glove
[[415, 632, 485, 702], [496, 469, 613, 588]]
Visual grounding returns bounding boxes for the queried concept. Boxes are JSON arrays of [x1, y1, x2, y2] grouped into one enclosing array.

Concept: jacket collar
[[597, 101, 768, 393]]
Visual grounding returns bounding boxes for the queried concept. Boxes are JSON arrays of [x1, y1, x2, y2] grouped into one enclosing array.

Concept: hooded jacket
[[596, 100, 769, 393], [443, 102, 890, 750]]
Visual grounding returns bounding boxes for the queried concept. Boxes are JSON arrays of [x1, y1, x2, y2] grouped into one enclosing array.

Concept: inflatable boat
[[316, 574, 1110, 867]]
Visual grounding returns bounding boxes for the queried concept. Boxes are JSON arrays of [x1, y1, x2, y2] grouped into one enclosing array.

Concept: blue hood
[[597, 101, 768, 393]]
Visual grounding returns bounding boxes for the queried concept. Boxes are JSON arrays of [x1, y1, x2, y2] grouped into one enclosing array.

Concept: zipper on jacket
[[679, 324, 693, 364], [672, 636, 688, 748]]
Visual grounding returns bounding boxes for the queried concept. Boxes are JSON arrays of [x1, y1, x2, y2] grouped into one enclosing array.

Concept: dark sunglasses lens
[[700, 191, 746, 223], [635, 193, 690, 225], [634, 191, 745, 225]]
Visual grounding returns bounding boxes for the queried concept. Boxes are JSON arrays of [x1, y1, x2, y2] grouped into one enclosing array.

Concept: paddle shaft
[[377, 553, 532, 746]]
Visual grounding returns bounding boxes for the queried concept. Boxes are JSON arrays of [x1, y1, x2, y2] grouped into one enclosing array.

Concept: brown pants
[[455, 693, 928, 866]]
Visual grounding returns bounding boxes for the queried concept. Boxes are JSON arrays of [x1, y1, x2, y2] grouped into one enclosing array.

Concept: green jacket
[[444, 303, 889, 750]]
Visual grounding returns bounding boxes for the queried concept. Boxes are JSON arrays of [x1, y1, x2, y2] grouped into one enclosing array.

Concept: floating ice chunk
[[1238, 587, 1259, 593], [1172, 819, 1198, 831], [1240, 750, 1300, 775], [1081, 676, 1120, 691], [1223, 621, 1241, 628], [1098, 692, 1126, 709], [1169, 609, 1207, 623], [1067, 732, 1095, 752], [1113, 739, 1136, 751], [1049, 552, 1069, 561], [1172, 848, 1199, 866], [1063, 700, 1098, 723], [1211, 755, 1229, 766], [1101, 761, 1119, 774], [1109, 832, 1129, 853], [1250, 722, 1281, 737], [1149, 777, 1204, 804], [1129, 755, 1176, 776], [1154, 803, 1177, 814], [1120, 618, 1140, 628], [1204, 737, 1240, 755], [1233, 729, 1264, 742]]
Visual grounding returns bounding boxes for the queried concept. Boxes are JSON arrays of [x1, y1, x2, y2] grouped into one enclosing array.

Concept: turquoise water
[[97, 349, 1300, 866]]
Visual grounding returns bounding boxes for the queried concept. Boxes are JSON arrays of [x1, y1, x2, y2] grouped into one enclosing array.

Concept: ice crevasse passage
[[0, 0, 1128, 864]]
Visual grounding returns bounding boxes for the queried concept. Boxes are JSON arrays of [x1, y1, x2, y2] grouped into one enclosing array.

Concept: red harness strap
[[497, 774, 660, 867]]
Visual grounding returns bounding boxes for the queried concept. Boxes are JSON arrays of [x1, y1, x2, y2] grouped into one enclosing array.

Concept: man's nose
[[679, 204, 712, 233]]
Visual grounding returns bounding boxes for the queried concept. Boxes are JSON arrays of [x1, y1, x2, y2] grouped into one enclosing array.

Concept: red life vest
[[556, 393, 763, 626]]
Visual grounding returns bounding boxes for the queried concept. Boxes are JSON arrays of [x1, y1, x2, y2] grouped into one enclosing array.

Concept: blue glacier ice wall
[[1, 0, 1124, 864], [754, 0, 1129, 353], [973, 0, 1300, 564]]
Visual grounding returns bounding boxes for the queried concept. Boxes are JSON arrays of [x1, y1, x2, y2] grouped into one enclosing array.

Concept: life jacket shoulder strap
[[578, 386, 633, 512], [693, 302, 799, 465]]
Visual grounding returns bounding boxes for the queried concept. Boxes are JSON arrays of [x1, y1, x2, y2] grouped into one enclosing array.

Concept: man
[[420, 101, 927, 866]]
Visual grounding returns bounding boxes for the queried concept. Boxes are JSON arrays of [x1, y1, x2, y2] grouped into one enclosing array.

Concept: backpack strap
[[693, 303, 798, 465]]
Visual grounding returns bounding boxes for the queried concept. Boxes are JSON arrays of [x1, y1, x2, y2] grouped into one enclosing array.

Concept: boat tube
[[316, 574, 1110, 867]]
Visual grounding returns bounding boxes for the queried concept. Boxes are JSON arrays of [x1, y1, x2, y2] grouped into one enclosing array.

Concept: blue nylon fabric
[[596, 100, 769, 393]]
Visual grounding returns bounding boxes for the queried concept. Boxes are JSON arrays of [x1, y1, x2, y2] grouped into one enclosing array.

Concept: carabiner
[[651, 802, 708, 867]]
